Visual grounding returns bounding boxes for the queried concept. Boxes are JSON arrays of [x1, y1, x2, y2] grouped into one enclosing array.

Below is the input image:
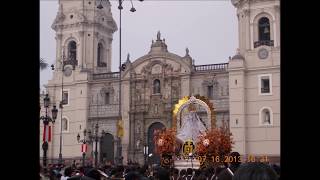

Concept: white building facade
[[40, 0, 280, 165]]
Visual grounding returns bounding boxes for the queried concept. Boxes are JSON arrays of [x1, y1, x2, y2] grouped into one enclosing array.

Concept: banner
[[42, 125, 51, 142], [117, 119, 124, 138], [81, 144, 87, 153]]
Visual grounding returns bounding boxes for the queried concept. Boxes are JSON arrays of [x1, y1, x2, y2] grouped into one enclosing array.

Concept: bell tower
[[52, 0, 117, 73], [228, 0, 280, 162], [231, 0, 280, 55]]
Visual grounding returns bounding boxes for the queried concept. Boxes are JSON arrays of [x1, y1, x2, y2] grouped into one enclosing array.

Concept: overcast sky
[[40, 0, 238, 90]]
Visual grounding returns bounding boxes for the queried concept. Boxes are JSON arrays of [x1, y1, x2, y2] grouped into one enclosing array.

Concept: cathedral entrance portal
[[148, 122, 165, 165], [100, 133, 114, 164]]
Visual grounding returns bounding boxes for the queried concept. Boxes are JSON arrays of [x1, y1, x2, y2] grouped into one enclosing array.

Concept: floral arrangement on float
[[153, 128, 177, 168], [195, 126, 234, 167], [154, 128, 177, 154]]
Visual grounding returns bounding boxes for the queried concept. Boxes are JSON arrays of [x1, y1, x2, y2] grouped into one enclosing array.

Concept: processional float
[[154, 95, 233, 169]]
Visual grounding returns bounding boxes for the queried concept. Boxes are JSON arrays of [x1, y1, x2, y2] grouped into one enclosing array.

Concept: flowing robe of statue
[[176, 111, 207, 143]]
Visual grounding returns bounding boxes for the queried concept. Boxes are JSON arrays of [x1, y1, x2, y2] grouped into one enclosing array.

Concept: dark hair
[[180, 169, 186, 177], [64, 167, 73, 177], [215, 166, 224, 176], [173, 168, 179, 175], [197, 174, 207, 180], [186, 168, 193, 175], [85, 168, 101, 180], [229, 152, 241, 167], [125, 171, 140, 180], [155, 168, 170, 180], [233, 162, 278, 180]]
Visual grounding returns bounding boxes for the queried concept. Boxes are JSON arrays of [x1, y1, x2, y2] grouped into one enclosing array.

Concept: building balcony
[[63, 58, 78, 69], [92, 72, 120, 80], [88, 104, 119, 118], [261, 87, 270, 93], [254, 40, 274, 48], [194, 63, 228, 72]]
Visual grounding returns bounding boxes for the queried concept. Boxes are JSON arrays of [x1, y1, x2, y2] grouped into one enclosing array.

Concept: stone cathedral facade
[[40, 0, 280, 165]]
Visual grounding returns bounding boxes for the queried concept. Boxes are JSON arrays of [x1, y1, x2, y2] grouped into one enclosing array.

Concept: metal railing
[[254, 40, 274, 48], [261, 87, 270, 93], [89, 104, 119, 118], [92, 72, 120, 80], [194, 63, 228, 72]]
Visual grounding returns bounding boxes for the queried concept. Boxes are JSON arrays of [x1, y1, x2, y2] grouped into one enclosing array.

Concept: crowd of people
[[40, 152, 280, 180]]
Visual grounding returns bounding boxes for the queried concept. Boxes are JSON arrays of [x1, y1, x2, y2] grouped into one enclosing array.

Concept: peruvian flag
[[81, 143, 87, 153], [42, 125, 52, 142]]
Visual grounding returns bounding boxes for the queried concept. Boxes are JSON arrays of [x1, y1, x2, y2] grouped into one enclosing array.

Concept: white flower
[[158, 139, 164, 146], [203, 139, 210, 147]]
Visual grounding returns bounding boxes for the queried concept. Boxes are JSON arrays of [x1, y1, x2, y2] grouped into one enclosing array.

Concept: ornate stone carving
[[243, 9, 250, 17], [151, 64, 162, 74]]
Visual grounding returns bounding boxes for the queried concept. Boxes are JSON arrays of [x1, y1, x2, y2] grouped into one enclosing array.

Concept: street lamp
[[40, 94, 58, 173], [87, 123, 105, 167], [97, 0, 144, 166], [77, 129, 92, 167], [143, 145, 148, 166]]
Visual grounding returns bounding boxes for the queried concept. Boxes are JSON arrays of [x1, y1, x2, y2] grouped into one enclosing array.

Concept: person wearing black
[[178, 169, 186, 180], [233, 162, 278, 180], [184, 168, 193, 180], [216, 152, 241, 180]]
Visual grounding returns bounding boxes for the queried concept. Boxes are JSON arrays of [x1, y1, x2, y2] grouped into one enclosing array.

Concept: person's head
[[180, 169, 186, 177], [125, 171, 140, 180], [197, 174, 207, 180], [194, 169, 201, 177], [215, 166, 224, 176], [155, 167, 170, 180], [173, 168, 179, 177], [229, 152, 241, 168], [64, 166, 73, 177], [85, 168, 101, 180], [186, 168, 193, 176], [233, 162, 278, 180]]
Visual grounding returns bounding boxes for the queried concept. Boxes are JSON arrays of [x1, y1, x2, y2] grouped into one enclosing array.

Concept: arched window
[[68, 41, 77, 61], [259, 107, 273, 126], [258, 17, 271, 41], [97, 43, 105, 67], [153, 79, 160, 94], [62, 118, 69, 132]]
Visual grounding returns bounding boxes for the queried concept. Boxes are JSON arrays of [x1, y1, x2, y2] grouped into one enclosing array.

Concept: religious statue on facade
[[157, 31, 161, 40]]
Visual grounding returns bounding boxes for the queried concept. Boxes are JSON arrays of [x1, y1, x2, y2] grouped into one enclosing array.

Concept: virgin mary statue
[[176, 104, 207, 143]]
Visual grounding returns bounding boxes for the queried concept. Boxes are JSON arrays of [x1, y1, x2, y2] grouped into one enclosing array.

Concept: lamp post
[[40, 94, 58, 173], [88, 123, 105, 167], [143, 145, 148, 166], [97, 0, 144, 166], [77, 129, 91, 167]]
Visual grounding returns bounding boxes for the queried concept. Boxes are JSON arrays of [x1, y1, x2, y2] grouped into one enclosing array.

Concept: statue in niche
[[154, 104, 159, 114], [136, 139, 141, 149], [136, 122, 141, 134], [264, 111, 271, 124]]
